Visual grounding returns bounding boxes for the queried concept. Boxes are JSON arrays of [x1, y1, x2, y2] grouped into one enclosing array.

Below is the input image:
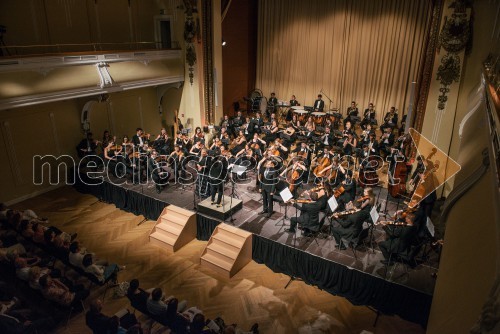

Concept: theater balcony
[[0, 44, 184, 110]]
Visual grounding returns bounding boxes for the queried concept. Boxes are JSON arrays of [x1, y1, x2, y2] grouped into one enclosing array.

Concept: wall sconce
[[222, 39, 227, 46]]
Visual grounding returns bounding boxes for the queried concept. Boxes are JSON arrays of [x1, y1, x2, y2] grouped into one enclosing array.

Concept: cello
[[313, 154, 331, 178]]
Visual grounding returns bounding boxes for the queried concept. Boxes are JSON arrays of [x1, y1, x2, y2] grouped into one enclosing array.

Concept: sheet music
[[426, 217, 435, 237], [280, 187, 293, 203], [370, 206, 379, 224], [233, 165, 246, 176], [328, 196, 339, 212]]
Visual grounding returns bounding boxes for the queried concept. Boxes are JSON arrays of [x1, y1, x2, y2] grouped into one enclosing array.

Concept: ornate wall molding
[[202, 0, 215, 124], [183, 0, 198, 85], [414, 0, 445, 132]]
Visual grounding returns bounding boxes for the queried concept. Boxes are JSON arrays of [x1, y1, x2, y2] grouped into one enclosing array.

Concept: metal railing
[[0, 41, 181, 58]]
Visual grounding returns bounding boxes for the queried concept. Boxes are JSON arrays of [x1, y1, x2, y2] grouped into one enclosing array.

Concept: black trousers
[[210, 181, 224, 204], [262, 188, 273, 213]]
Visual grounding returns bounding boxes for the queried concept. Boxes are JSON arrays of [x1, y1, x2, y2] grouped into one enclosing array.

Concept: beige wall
[[427, 2, 500, 332], [0, 87, 174, 204]]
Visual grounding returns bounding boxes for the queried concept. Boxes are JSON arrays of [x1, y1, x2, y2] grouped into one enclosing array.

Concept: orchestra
[[75, 96, 430, 260]]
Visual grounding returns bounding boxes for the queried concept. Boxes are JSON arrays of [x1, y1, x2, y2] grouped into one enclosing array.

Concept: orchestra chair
[[384, 242, 423, 281], [304, 213, 328, 246], [347, 220, 374, 261]]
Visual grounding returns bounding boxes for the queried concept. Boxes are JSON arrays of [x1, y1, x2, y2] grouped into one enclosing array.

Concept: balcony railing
[[0, 41, 181, 58]]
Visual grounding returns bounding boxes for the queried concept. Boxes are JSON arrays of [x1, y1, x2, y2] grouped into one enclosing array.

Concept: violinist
[[230, 130, 247, 156], [263, 119, 280, 143], [336, 170, 356, 211], [331, 187, 375, 250], [378, 213, 418, 264], [285, 191, 323, 236], [132, 128, 148, 147], [343, 101, 359, 128], [379, 127, 395, 157], [101, 130, 112, 151], [360, 103, 376, 130], [104, 141, 122, 177], [342, 131, 357, 156], [149, 150, 170, 194], [193, 127, 205, 144], [76, 132, 99, 158], [189, 141, 204, 156], [268, 138, 288, 160], [153, 128, 171, 155], [321, 156, 345, 187], [235, 143, 254, 161], [209, 137, 222, 155], [220, 145, 235, 164], [121, 135, 133, 149], [175, 132, 189, 154], [380, 106, 399, 133], [168, 145, 185, 180]]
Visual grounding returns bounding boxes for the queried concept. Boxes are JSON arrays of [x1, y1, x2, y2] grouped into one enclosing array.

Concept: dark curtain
[[196, 214, 221, 240], [252, 235, 432, 327]]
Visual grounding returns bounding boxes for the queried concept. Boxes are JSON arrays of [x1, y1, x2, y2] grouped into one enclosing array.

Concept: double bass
[[388, 149, 408, 197]]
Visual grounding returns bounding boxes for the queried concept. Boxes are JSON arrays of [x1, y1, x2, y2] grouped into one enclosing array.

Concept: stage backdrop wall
[[256, 0, 433, 124]]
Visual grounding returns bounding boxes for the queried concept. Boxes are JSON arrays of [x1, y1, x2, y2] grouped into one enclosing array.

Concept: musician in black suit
[[267, 92, 278, 117], [343, 101, 359, 128], [76, 132, 99, 158], [319, 127, 335, 149], [331, 188, 374, 249], [196, 149, 212, 198], [232, 111, 244, 129], [258, 159, 278, 218], [378, 213, 418, 264], [209, 156, 228, 207], [337, 170, 356, 212], [220, 115, 233, 137], [360, 103, 376, 130], [286, 95, 300, 121], [313, 94, 325, 112], [132, 128, 145, 147], [380, 107, 399, 132], [285, 191, 324, 236], [399, 114, 407, 135], [148, 151, 170, 193], [251, 112, 264, 135], [379, 127, 395, 156]]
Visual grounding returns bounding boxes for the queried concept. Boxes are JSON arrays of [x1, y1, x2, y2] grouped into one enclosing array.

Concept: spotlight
[[222, 39, 227, 46]]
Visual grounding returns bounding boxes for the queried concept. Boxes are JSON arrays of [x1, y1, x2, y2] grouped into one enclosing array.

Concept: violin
[[330, 208, 359, 219], [111, 144, 122, 151], [333, 185, 345, 198], [357, 195, 370, 203]]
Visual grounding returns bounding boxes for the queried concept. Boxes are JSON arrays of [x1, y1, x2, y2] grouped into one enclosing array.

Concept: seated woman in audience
[[165, 298, 190, 334], [0, 241, 25, 264], [81, 253, 123, 283], [39, 274, 89, 307], [189, 313, 214, 334], [68, 241, 106, 269], [19, 220, 35, 239], [126, 279, 152, 311], [28, 266, 49, 290]]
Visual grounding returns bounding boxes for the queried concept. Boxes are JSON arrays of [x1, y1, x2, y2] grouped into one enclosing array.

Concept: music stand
[[284, 197, 303, 289], [275, 187, 293, 227], [231, 165, 247, 199]]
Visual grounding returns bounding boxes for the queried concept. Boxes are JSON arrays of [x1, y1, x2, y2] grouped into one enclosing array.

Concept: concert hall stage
[[75, 171, 437, 327]]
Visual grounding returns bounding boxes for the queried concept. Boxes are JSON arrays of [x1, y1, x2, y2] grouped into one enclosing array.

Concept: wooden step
[[200, 223, 253, 278], [161, 214, 187, 227], [148, 205, 197, 252], [212, 233, 244, 251], [156, 222, 182, 236], [201, 252, 233, 272], [206, 241, 239, 261], [149, 232, 175, 251]]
